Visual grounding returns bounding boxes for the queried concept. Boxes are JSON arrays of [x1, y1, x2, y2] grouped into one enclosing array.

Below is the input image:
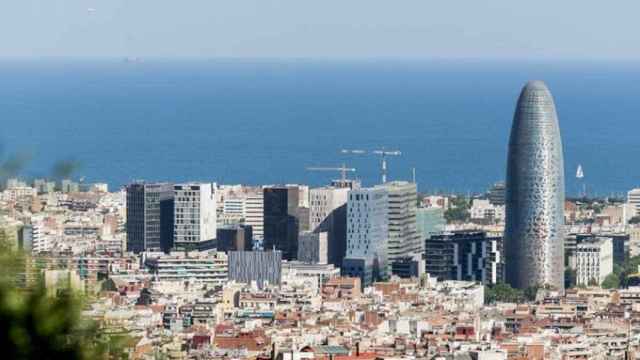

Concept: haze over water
[[1, 59, 639, 196]]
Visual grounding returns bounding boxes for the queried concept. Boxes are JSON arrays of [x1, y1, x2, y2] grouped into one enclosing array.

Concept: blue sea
[[1, 59, 640, 196]]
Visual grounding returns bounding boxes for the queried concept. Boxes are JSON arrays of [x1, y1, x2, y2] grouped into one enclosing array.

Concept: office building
[[228, 250, 282, 289], [297, 231, 328, 264], [627, 188, 640, 221], [416, 207, 445, 241], [575, 233, 629, 266], [263, 186, 301, 260], [342, 187, 389, 287], [173, 183, 217, 250], [488, 181, 506, 206], [425, 231, 504, 284], [380, 181, 421, 260], [216, 224, 253, 252], [126, 182, 174, 253], [505, 81, 565, 291], [575, 238, 613, 286], [309, 186, 349, 266], [391, 256, 425, 279], [245, 193, 264, 240]]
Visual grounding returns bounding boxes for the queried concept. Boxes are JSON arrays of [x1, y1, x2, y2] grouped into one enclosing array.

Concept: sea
[[1, 58, 640, 197]]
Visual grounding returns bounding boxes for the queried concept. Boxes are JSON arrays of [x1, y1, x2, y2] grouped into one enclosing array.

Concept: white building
[[297, 231, 328, 264], [627, 188, 640, 221], [576, 238, 613, 286], [309, 186, 349, 265], [379, 181, 421, 260], [146, 251, 228, 286], [244, 193, 264, 240], [470, 199, 505, 223], [343, 187, 389, 285], [173, 183, 217, 249]]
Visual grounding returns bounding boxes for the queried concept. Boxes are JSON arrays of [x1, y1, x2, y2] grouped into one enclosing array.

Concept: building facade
[[342, 187, 388, 287], [146, 251, 228, 286], [425, 231, 504, 284], [228, 250, 282, 289], [297, 231, 328, 264], [173, 183, 217, 250], [309, 186, 349, 266], [263, 186, 301, 260], [126, 182, 174, 253], [380, 181, 422, 261], [505, 80, 565, 291], [575, 238, 613, 286]]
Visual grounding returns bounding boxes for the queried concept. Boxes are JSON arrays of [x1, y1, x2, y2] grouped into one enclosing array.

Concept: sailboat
[[576, 164, 584, 179]]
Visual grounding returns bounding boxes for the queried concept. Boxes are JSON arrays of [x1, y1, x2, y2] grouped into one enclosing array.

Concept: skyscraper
[[263, 186, 301, 260], [309, 186, 349, 266], [126, 182, 174, 253], [173, 183, 217, 250], [505, 80, 565, 291]]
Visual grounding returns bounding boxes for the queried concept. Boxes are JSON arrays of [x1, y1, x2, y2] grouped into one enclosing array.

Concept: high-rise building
[[173, 183, 217, 251], [297, 231, 328, 264], [263, 186, 301, 260], [216, 224, 253, 252], [309, 186, 349, 266], [126, 182, 174, 253], [424, 231, 504, 284], [342, 187, 389, 287], [380, 181, 422, 260], [244, 193, 264, 241], [487, 181, 506, 206], [505, 80, 565, 291], [627, 188, 640, 221]]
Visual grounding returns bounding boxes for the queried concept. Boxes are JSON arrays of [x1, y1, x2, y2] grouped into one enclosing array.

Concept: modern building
[[281, 261, 340, 286], [488, 181, 506, 206], [263, 186, 301, 260], [297, 231, 328, 264], [573, 233, 629, 266], [416, 207, 445, 241], [126, 182, 174, 253], [173, 183, 217, 251], [424, 231, 504, 284], [244, 193, 264, 240], [146, 251, 228, 287], [309, 186, 349, 266], [342, 187, 389, 287], [391, 256, 425, 279], [228, 250, 282, 289], [380, 181, 422, 260], [575, 238, 613, 286], [627, 188, 640, 221], [505, 80, 566, 291], [216, 224, 253, 252]]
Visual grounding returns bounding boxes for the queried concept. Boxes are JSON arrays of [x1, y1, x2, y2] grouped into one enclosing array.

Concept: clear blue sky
[[1, 0, 639, 59]]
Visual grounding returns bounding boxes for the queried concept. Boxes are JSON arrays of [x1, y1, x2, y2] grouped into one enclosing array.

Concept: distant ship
[[576, 164, 584, 179]]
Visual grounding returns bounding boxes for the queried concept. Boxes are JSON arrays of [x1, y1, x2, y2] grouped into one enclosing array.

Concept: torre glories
[[505, 81, 565, 292]]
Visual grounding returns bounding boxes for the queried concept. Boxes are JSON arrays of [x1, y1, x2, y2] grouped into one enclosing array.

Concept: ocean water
[[1, 59, 640, 196]]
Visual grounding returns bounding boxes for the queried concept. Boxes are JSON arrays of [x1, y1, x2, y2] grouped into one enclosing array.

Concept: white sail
[[576, 164, 584, 179]]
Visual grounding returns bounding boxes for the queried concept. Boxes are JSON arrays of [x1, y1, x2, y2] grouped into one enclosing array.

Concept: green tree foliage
[[0, 238, 112, 359], [444, 196, 471, 223], [485, 283, 525, 304], [601, 273, 620, 289]]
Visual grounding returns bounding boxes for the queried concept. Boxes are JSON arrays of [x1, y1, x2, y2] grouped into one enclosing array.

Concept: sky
[[1, 0, 639, 60]]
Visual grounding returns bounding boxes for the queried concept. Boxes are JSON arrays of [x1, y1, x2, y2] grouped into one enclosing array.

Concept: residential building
[[425, 231, 504, 284], [146, 251, 228, 287], [575, 238, 613, 286]]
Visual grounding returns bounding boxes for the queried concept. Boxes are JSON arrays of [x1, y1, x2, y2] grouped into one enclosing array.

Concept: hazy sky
[[2, 0, 639, 59]]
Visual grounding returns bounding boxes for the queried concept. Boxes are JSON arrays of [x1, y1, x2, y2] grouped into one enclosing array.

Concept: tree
[[601, 273, 620, 289], [444, 196, 471, 223], [485, 283, 525, 304], [0, 245, 110, 359]]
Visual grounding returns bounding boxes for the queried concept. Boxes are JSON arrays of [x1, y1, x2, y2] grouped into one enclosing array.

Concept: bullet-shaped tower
[[505, 80, 565, 291]]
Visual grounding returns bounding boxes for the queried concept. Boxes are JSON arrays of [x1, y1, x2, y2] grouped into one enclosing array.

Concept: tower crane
[[341, 148, 401, 184], [306, 163, 356, 182]]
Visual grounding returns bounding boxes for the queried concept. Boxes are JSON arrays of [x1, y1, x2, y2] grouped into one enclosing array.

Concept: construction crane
[[342, 148, 401, 184], [306, 163, 356, 182]]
